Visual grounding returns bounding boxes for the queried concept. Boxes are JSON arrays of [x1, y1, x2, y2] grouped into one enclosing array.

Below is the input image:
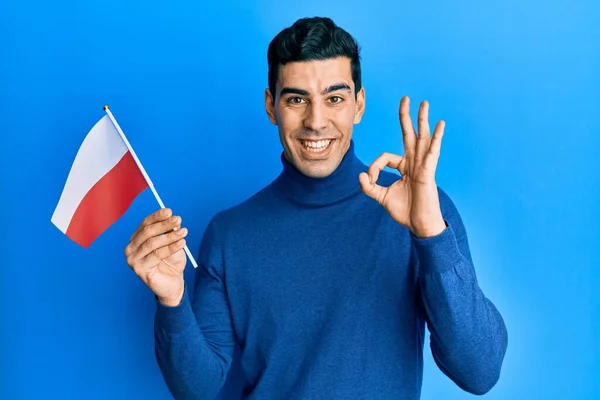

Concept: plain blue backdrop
[[1, 0, 598, 399]]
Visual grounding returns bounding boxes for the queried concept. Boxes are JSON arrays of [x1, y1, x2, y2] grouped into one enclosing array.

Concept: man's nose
[[303, 102, 328, 132]]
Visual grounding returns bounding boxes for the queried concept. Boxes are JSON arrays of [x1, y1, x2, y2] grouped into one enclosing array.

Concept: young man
[[125, 16, 508, 400]]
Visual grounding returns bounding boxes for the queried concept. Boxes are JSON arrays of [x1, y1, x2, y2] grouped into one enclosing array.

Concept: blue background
[[1, 0, 598, 399]]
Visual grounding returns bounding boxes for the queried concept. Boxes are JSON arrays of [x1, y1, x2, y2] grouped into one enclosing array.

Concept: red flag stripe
[[65, 151, 148, 248]]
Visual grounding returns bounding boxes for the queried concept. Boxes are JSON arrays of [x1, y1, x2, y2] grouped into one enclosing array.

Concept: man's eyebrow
[[323, 83, 352, 94], [279, 87, 310, 97]]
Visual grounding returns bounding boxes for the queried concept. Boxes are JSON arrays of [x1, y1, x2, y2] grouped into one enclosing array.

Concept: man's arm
[[154, 218, 237, 400], [412, 187, 508, 395]]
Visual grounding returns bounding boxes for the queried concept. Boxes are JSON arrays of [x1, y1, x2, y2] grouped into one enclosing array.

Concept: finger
[[359, 172, 389, 204], [367, 152, 404, 184], [415, 101, 431, 168], [399, 96, 417, 158], [132, 227, 189, 264], [424, 120, 445, 172], [398, 156, 409, 176], [133, 238, 188, 273], [130, 208, 172, 241], [126, 214, 180, 260], [129, 215, 182, 255]]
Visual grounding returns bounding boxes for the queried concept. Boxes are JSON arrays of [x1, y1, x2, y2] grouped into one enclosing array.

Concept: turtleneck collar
[[272, 140, 367, 207]]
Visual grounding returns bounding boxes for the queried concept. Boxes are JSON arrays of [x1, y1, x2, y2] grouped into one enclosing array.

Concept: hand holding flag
[[124, 207, 188, 306]]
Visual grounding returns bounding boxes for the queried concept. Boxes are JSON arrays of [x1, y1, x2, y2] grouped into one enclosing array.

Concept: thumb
[[359, 172, 386, 204]]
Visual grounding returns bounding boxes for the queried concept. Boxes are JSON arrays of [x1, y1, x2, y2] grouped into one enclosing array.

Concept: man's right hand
[[125, 208, 188, 307]]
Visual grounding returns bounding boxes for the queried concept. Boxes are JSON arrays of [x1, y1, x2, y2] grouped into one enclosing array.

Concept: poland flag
[[51, 115, 149, 248]]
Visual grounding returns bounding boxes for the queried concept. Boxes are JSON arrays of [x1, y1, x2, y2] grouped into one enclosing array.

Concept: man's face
[[265, 57, 365, 178]]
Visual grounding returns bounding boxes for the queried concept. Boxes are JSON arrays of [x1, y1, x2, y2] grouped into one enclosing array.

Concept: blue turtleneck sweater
[[153, 142, 508, 399]]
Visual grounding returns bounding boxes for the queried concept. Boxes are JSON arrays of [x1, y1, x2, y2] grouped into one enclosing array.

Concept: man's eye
[[328, 96, 343, 104], [288, 97, 305, 104]]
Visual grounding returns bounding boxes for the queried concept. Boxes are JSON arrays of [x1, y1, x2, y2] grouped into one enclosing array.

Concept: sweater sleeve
[[153, 218, 237, 400], [412, 187, 508, 395]]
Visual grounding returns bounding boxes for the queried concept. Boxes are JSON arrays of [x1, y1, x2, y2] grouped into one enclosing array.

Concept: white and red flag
[[51, 106, 198, 267]]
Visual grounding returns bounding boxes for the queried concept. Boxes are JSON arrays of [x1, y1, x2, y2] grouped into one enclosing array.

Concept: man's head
[[265, 17, 366, 178]]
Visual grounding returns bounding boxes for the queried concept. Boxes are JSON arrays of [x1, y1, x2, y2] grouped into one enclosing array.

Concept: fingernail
[[177, 228, 187, 235]]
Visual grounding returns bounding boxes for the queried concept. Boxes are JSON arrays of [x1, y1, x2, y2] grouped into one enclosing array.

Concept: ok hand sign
[[359, 97, 447, 238]]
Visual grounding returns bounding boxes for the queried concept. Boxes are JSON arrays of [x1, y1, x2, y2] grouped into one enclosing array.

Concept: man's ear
[[265, 88, 278, 125], [354, 86, 366, 124]]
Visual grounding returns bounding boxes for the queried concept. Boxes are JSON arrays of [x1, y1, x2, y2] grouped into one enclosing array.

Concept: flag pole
[[102, 105, 198, 269]]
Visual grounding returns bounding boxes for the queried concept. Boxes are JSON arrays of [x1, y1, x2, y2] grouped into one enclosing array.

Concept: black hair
[[267, 17, 362, 99]]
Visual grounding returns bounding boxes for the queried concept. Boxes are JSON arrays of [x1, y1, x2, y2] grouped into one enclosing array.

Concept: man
[[125, 16, 508, 400]]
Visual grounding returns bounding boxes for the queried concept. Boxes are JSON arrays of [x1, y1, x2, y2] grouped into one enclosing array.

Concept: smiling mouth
[[300, 139, 334, 153]]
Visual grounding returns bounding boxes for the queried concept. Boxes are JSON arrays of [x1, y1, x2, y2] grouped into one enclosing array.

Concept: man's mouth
[[300, 139, 333, 153]]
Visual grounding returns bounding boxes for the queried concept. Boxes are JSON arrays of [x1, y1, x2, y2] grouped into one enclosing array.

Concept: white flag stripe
[[51, 116, 128, 232]]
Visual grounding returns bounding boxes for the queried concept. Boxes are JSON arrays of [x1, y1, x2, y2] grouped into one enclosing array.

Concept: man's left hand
[[359, 96, 447, 238]]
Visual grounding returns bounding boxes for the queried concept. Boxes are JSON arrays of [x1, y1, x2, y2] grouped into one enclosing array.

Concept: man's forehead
[[278, 58, 353, 92]]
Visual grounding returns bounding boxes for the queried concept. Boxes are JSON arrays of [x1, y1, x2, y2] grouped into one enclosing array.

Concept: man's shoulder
[[208, 181, 279, 234], [436, 185, 460, 214]]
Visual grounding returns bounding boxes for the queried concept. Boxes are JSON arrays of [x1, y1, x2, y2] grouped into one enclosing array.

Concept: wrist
[[412, 218, 447, 238], [158, 285, 185, 307]]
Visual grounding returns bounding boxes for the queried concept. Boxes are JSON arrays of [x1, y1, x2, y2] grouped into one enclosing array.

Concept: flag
[[51, 115, 149, 248]]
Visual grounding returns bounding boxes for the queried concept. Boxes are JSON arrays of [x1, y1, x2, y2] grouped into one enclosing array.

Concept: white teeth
[[302, 139, 332, 152]]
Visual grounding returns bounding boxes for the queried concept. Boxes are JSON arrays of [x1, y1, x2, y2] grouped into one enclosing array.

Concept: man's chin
[[295, 160, 338, 179]]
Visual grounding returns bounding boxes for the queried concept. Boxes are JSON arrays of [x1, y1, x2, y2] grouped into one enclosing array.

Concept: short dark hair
[[267, 17, 362, 98]]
